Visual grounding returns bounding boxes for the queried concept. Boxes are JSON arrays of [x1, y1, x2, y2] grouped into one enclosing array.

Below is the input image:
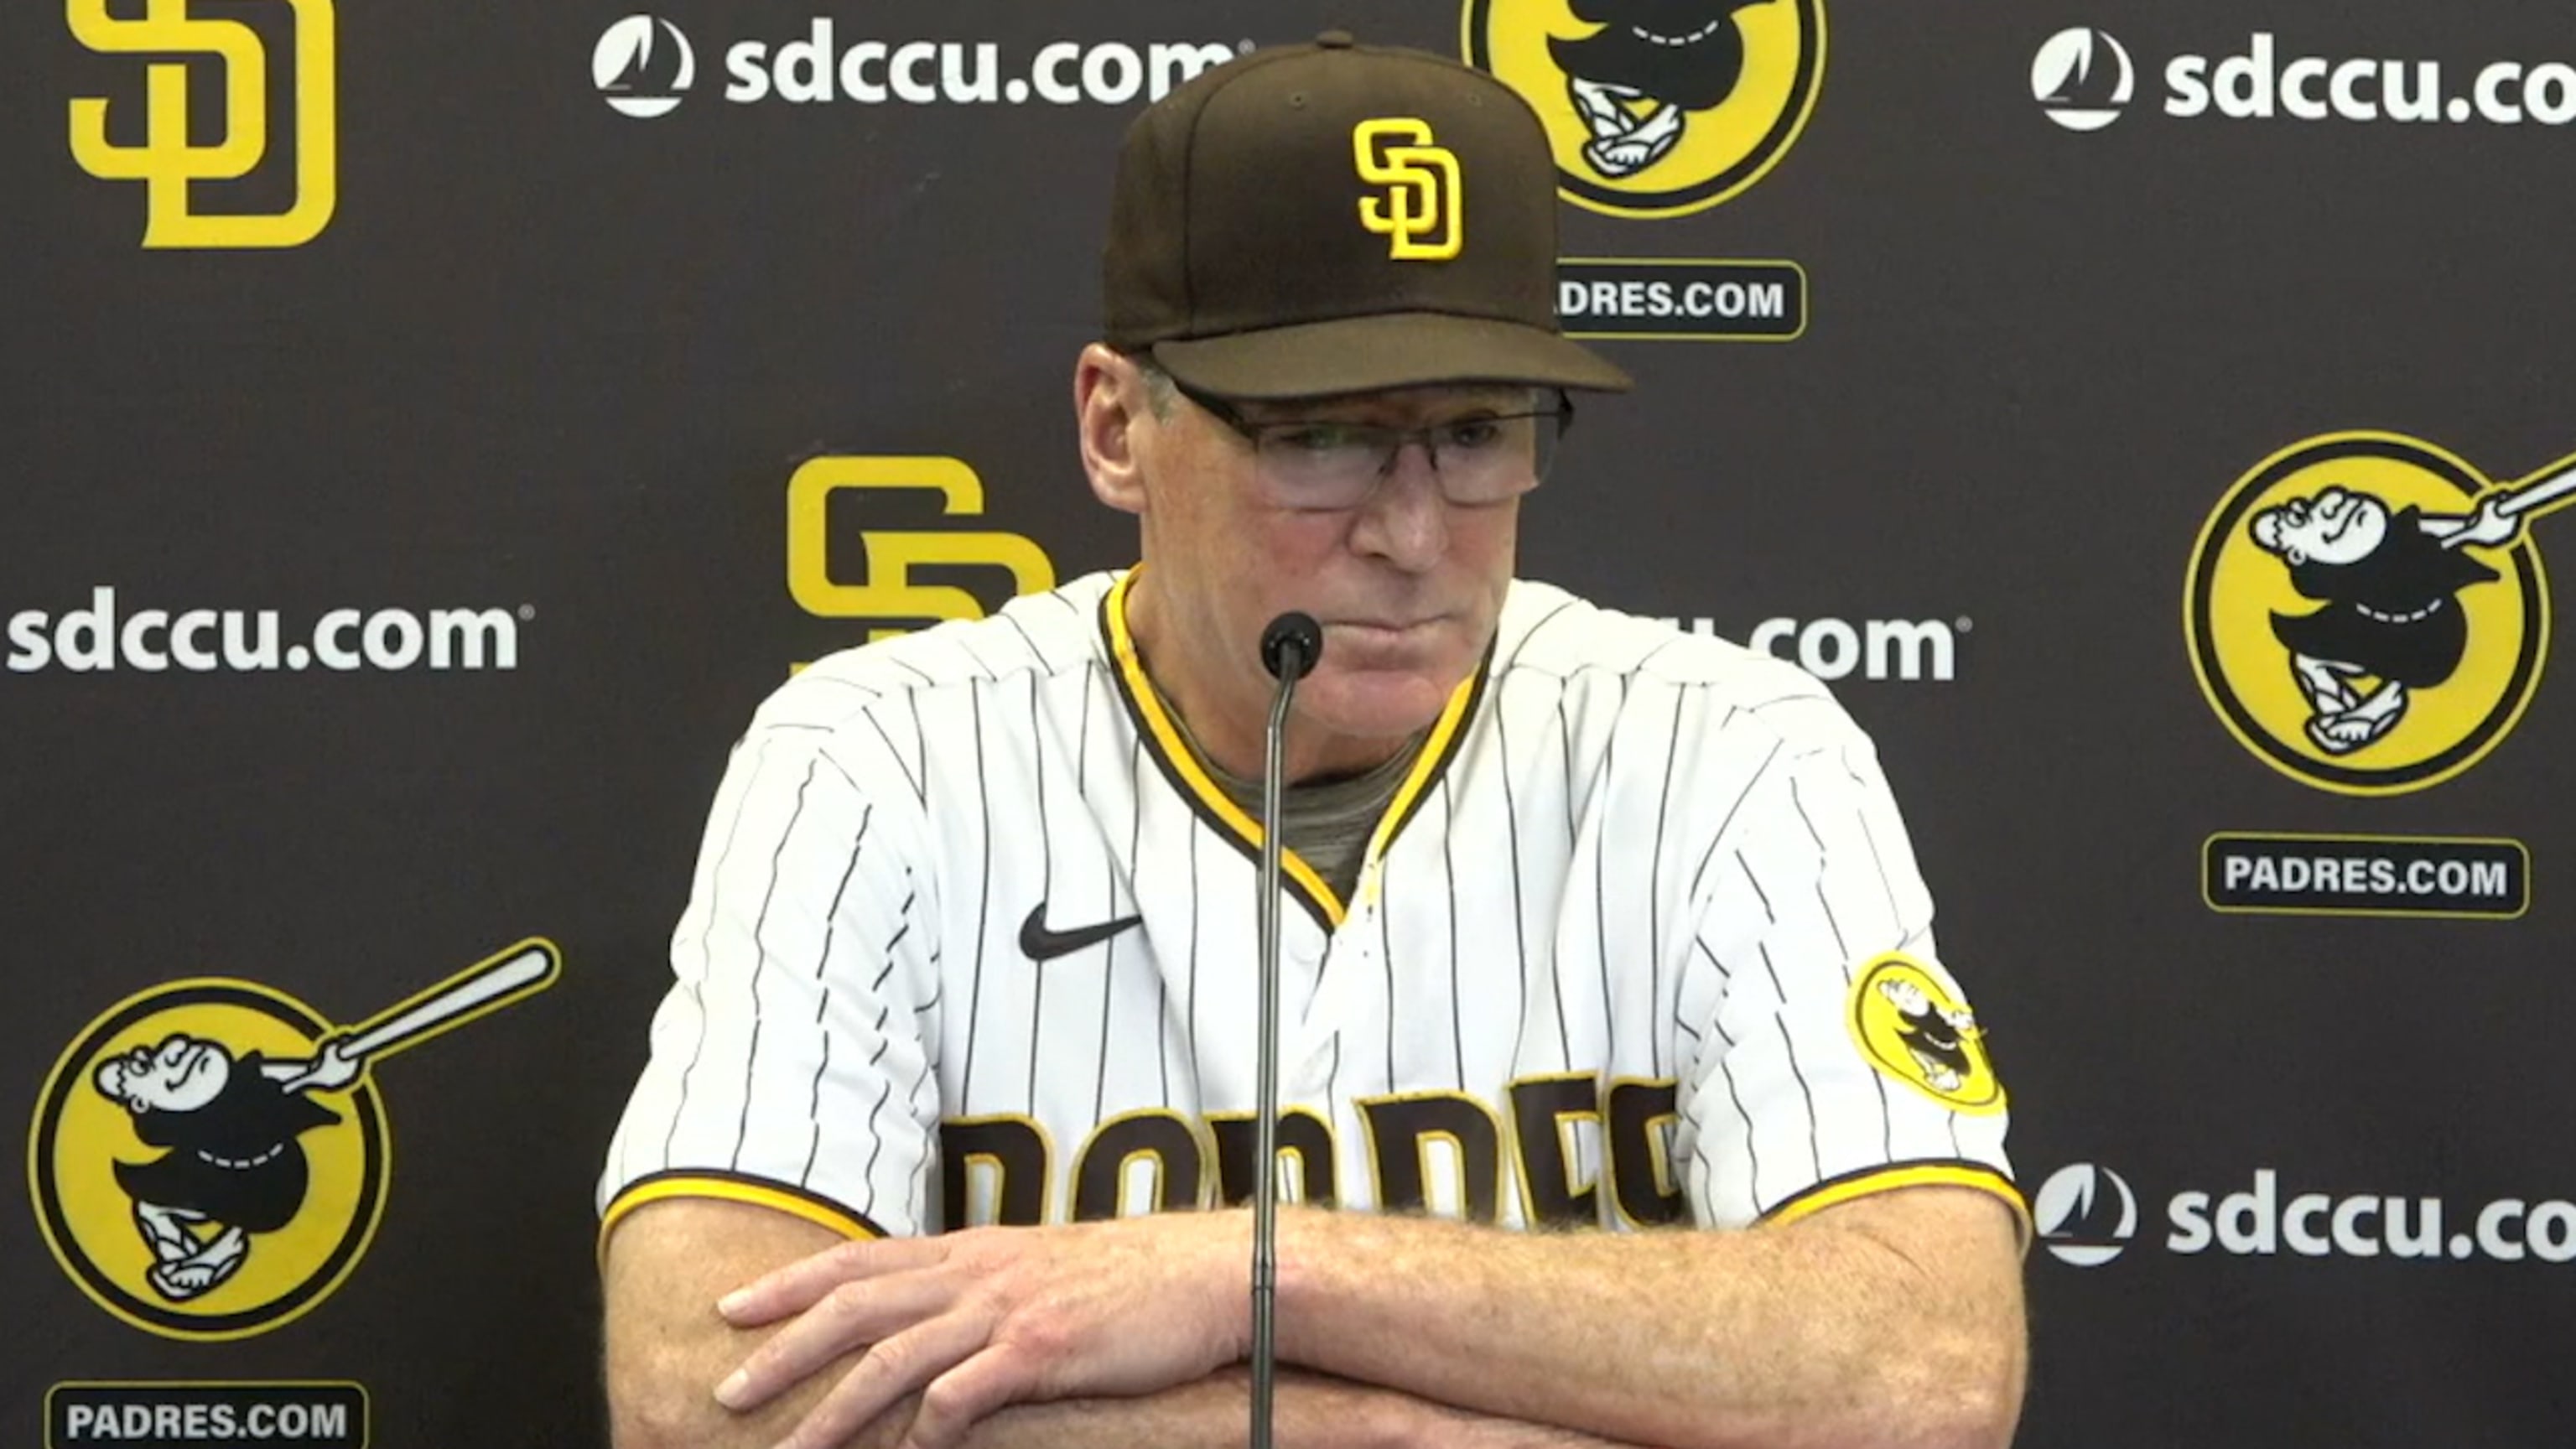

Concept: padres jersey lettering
[[599, 571, 2017, 1244]]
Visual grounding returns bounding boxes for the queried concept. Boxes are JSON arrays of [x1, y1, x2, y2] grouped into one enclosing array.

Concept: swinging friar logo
[[1846, 955, 2005, 1114], [2187, 433, 2571, 795], [1463, 0, 1825, 217], [2184, 432, 2568, 918], [29, 940, 558, 1339]]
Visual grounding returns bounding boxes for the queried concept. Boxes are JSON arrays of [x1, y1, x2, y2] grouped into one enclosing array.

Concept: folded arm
[[1275, 1183, 2027, 1449], [604, 1196, 1668, 1449]]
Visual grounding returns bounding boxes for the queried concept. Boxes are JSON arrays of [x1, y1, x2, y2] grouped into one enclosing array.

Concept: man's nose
[[1353, 444, 1452, 566]]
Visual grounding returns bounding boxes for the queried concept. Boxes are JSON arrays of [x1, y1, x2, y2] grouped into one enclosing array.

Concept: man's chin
[[1296, 666, 1469, 745]]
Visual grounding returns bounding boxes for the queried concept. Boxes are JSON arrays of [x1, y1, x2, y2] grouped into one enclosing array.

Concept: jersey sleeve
[[597, 719, 941, 1248], [1671, 713, 2020, 1233]]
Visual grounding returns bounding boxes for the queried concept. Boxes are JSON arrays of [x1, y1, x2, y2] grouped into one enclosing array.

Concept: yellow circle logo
[[1847, 956, 2003, 1114], [29, 981, 388, 1340], [28, 940, 558, 1339], [1463, 0, 1826, 218], [2185, 434, 2565, 796]]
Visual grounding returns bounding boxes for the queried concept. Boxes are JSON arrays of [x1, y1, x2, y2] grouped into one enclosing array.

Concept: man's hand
[[713, 1210, 1254, 1449]]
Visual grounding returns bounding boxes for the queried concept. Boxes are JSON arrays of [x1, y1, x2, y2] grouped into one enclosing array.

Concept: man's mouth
[[1328, 617, 1446, 645]]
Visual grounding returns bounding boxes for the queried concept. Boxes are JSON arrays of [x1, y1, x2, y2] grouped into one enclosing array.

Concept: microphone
[[1249, 610, 1319, 1449]]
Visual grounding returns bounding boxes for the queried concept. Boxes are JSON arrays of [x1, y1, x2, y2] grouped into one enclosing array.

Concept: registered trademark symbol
[[518, 605, 536, 622], [1238, 39, 1256, 55], [1955, 617, 1973, 633]]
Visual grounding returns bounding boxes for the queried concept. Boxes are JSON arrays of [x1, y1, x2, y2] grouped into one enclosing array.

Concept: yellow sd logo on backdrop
[[29, 942, 555, 1339], [2187, 434, 2576, 795], [788, 456, 1056, 645], [68, 0, 337, 248], [1462, 0, 1824, 218]]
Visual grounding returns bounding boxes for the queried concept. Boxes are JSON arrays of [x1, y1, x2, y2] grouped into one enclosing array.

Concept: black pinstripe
[[1186, 794, 1203, 1102], [1151, 738, 1171, 1107], [959, 688, 994, 1109], [1443, 777, 1463, 1091], [1758, 939, 1822, 1184], [1648, 685, 1682, 1079], [797, 807, 875, 1184], [998, 609, 1051, 674], [843, 881, 910, 1200], [1592, 678, 1625, 1082], [910, 945, 943, 1228], [1841, 752, 1909, 930], [1550, 692, 1577, 1070], [1696, 937, 1762, 1207], [1495, 683, 1533, 1079], [1684, 730, 1773, 906], [1509, 596, 1580, 670], [1091, 665, 1121, 1124], [1027, 672, 1051, 1114], [733, 759, 818, 1169], [1791, 772, 1896, 1161], [661, 734, 776, 1168], [865, 711, 925, 804], [1381, 850, 1398, 1091]]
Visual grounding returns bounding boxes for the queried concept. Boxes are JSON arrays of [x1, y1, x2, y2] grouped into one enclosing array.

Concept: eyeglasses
[[1176, 382, 1575, 512]]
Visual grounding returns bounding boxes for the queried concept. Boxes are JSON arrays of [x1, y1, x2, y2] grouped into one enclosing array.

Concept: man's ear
[[1076, 343, 1151, 517]]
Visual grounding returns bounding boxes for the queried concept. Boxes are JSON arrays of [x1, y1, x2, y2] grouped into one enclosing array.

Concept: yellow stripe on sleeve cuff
[[597, 1171, 886, 1265], [1761, 1161, 2032, 1244]]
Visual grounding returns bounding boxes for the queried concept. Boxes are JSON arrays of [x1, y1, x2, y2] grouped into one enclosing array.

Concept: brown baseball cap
[[1102, 31, 1630, 400]]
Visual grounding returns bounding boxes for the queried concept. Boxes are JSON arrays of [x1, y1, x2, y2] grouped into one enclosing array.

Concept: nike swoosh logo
[[1019, 906, 1142, 962]]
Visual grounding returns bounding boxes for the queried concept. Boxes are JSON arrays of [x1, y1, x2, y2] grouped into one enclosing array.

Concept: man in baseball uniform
[[600, 32, 2026, 1449]]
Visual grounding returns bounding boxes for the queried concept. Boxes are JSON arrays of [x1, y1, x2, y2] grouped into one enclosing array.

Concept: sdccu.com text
[[2168, 1172, 2576, 1262]]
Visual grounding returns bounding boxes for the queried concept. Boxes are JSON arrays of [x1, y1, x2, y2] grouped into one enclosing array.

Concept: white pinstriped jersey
[[599, 570, 2017, 1244]]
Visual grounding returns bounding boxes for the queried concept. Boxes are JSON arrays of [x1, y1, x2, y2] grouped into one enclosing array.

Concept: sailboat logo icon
[[595, 15, 697, 119], [2031, 28, 2135, 132], [2033, 1163, 2139, 1266]]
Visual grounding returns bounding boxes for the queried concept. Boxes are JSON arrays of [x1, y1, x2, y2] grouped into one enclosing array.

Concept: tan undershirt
[[1150, 678, 1426, 905]]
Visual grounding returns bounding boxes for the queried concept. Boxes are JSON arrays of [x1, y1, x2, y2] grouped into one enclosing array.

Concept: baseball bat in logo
[[1462, 0, 1825, 218], [29, 940, 558, 1340], [2186, 433, 2571, 794]]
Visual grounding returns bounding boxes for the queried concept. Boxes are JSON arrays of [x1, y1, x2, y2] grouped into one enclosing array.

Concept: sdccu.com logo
[[29, 941, 557, 1339], [2034, 27, 2576, 132], [2035, 1163, 2576, 1267], [594, 14, 1244, 117]]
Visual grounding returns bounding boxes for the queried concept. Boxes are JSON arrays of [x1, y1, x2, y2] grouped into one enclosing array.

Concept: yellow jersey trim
[[596, 1171, 883, 1265], [1762, 1161, 2031, 1243], [1101, 569, 1488, 931]]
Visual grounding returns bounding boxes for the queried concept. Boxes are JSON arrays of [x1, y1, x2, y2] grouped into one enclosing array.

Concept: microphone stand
[[1250, 612, 1319, 1449]]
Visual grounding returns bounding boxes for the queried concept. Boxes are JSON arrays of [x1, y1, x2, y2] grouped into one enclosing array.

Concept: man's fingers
[[715, 1271, 959, 1411], [721, 1236, 936, 1325], [782, 1313, 993, 1449], [899, 1348, 1027, 1449]]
